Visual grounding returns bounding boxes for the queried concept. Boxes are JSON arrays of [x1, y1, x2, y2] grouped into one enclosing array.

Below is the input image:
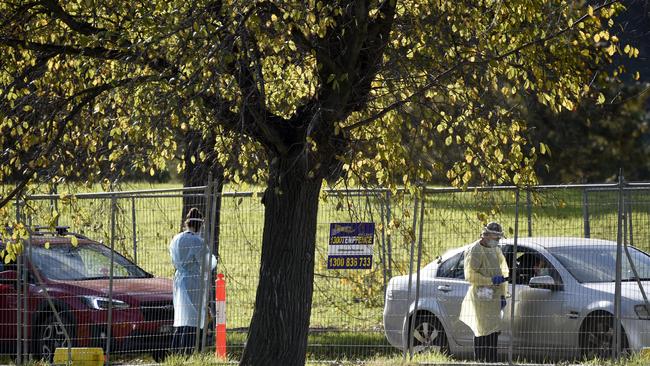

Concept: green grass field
[[15, 182, 650, 363], [159, 350, 650, 366]]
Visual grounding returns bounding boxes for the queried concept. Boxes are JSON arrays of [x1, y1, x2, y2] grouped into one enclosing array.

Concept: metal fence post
[[131, 197, 138, 264], [386, 191, 393, 281], [106, 194, 117, 364], [626, 191, 634, 246], [196, 179, 214, 352], [24, 215, 33, 362], [16, 246, 22, 366], [22, 228, 29, 362], [378, 191, 388, 294], [403, 194, 418, 361], [408, 189, 426, 360], [526, 190, 532, 237], [201, 181, 219, 350], [614, 174, 624, 359], [15, 197, 24, 364], [583, 188, 590, 238], [509, 188, 521, 365], [50, 184, 58, 227]]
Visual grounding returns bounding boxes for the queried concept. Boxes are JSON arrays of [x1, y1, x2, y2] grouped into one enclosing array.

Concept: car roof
[[0, 226, 98, 247], [439, 236, 617, 260], [500, 236, 617, 248], [0, 237, 98, 247], [29, 237, 97, 246]]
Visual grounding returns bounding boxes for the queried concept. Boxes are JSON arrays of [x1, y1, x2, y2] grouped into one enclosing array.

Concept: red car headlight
[[82, 296, 130, 310]]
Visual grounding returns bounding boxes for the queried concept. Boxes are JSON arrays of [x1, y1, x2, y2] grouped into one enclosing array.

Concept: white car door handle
[[437, 285, 452, 292]]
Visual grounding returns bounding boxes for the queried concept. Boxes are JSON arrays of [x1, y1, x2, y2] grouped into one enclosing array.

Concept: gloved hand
[[492, 275, 506, 285], [500, 295, 507, 310]]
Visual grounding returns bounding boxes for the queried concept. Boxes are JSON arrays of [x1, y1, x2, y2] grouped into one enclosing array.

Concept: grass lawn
[[158, 351, 650, 366]]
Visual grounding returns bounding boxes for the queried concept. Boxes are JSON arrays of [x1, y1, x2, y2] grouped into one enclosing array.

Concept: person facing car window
[[168, 208, 216, 355], [459, 222, 510, 362]]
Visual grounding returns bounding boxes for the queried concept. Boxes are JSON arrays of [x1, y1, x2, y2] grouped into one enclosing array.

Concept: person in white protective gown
[[459, 222, 509, 362], [169, 208, 217, 355]]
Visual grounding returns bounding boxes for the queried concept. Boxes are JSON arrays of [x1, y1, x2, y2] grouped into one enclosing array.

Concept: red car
[[0, 227, 174, 361]]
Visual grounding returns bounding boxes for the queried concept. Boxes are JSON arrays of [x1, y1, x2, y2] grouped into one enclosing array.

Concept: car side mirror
[[0, 270, 18, 288], [529, 275, 562, 291]]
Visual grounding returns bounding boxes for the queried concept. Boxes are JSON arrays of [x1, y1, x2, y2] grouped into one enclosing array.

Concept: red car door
[[0, 266, 18, 349]]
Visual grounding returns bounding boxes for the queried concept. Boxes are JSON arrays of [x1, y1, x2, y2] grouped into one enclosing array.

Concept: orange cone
[[215, 273, 227, 359]]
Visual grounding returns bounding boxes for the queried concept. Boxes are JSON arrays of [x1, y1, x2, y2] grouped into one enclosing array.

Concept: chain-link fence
[[1, 181, 649, 364]]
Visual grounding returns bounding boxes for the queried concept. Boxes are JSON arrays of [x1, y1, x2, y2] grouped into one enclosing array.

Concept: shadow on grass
[[222, 330, 453, 363], [164, 330, 650, 365]]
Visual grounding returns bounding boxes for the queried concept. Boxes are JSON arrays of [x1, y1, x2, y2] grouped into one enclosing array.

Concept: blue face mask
[[486, 239, 500, 248], [537, 268, 550, 277]]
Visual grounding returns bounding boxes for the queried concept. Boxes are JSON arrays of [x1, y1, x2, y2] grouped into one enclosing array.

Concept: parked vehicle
[[0, 227, 174, 361], [383, 237, 650, 360]]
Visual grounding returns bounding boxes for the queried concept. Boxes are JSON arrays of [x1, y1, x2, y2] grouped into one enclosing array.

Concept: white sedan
[[383, 237, 650, 360]]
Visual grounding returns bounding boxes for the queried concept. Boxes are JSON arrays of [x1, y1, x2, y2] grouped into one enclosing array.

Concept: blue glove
[[492, 275, 506, 285], [500, 296, 507, 310]]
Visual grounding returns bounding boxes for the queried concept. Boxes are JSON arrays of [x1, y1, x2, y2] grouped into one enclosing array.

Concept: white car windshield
[[549, 245, 650, 283], [29, 243, 151, 280]]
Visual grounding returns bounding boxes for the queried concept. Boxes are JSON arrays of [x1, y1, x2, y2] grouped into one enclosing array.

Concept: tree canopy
[[1, 1, 638, 193], [0, 0, 639, 364]]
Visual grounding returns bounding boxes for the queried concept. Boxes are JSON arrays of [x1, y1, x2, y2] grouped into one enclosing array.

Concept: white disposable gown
[[459, 240, 509, 337], [169, 230, 217, 328]]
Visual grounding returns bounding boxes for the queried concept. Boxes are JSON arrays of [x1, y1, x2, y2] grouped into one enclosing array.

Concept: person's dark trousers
[[474, 331, 499, 362], [171, 326, 199, 355]]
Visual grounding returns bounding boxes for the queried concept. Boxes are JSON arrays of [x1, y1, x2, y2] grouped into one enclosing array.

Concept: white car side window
[[436, 252, 464, 279]]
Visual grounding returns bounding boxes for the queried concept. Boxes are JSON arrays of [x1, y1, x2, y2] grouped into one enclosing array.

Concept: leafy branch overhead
[[1, 0, 637, 195]]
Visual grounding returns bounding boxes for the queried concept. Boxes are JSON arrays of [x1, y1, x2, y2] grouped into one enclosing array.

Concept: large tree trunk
[[181, 130, 224, 255], [240, 156, 323, 365]]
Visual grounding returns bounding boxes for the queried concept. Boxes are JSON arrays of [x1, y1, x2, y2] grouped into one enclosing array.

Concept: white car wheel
[[410, 314, 448, 354]]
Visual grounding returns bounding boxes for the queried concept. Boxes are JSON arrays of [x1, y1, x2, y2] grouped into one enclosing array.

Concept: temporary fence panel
[[6, 187, 214, 365], [380, 183, 650, 364], [2, 182, 650, 364]]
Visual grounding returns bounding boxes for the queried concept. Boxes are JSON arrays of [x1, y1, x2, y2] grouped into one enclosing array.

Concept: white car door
[[507, 249, 567, 356], [433, 252, 474, 347], [436, 248, 518, 350]]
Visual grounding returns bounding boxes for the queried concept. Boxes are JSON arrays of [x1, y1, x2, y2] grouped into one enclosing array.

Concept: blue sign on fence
[[327, 222, 374, 270]]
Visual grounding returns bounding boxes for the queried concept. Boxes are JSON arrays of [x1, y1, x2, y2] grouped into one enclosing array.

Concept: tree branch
[[0, 76, 148, 209], [486, 0, 620, 62], [343, 0, 619, 132], [0, 35, 177, 75], [0, 1, 42, 29], [40, 0, 105, 36], [343, 64, 460, 132], [0, 76, 158, 208]]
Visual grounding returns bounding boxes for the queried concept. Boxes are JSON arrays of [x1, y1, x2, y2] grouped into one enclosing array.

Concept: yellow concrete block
[[640, 347, 650, 359], [53, 347, 105, 366]]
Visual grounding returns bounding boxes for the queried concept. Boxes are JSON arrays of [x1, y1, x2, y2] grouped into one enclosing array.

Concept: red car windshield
[[27, 243, 151, 280]]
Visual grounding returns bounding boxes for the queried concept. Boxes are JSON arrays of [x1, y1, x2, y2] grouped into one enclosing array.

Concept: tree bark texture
[[181, 130, 224, 256], [240, 155, 323, 365]]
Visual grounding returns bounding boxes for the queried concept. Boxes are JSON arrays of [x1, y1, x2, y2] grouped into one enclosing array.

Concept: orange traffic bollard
[[215, 273, 227, 359]]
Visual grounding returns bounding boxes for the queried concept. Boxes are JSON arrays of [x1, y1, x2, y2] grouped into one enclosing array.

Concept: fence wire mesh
[[1, 182, 649, 364]]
